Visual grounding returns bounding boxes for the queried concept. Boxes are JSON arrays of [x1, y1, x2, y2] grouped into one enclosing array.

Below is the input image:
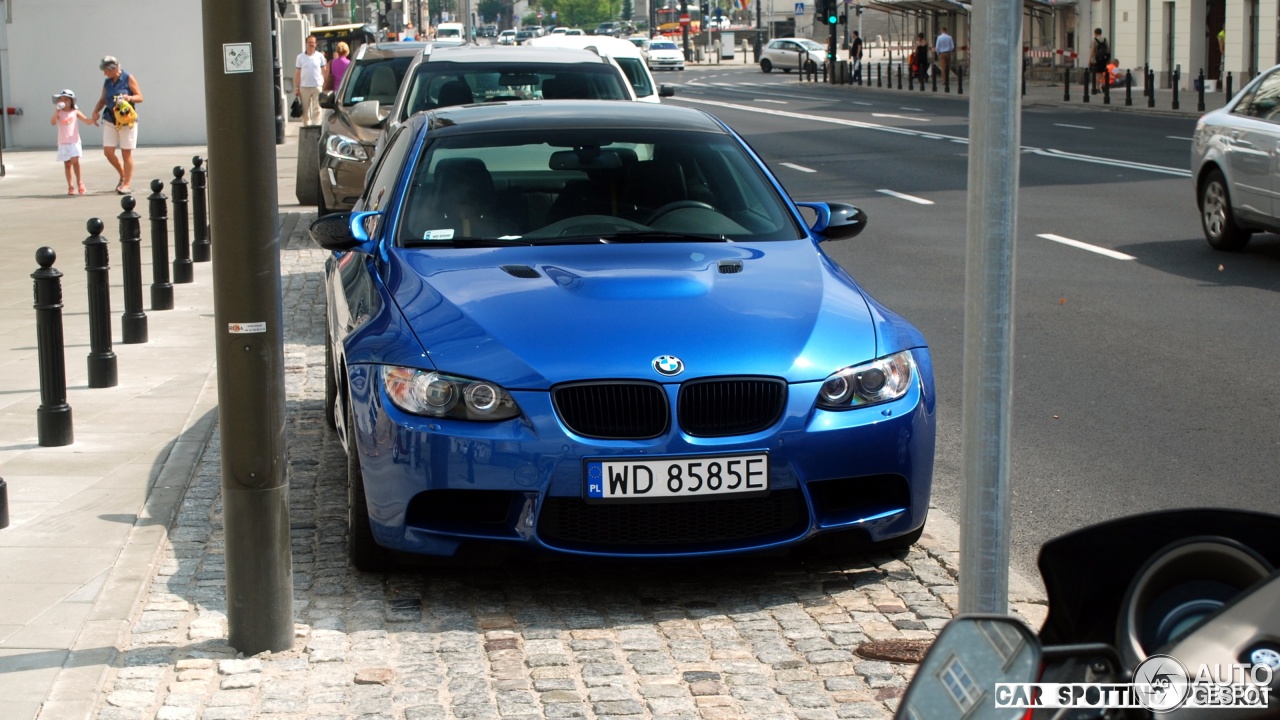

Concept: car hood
[[384, 241, 879, 388], [328, 106, 383, 147]]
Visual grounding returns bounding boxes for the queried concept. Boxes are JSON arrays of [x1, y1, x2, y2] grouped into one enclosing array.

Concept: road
[[667, 66, 1280, 581]]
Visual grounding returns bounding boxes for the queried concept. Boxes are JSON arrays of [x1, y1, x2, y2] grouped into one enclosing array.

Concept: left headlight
[[382, 366, 520, 421], [817, 351, 916, 410], [325, 132, 368, 162]]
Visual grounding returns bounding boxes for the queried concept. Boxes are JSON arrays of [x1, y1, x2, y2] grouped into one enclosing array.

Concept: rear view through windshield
[[400, 62, 631, 119]]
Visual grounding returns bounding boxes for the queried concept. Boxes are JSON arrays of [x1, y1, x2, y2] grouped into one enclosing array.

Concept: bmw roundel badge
[[653, 355, 684, 376]]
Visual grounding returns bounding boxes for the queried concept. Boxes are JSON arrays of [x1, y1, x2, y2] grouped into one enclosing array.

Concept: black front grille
[[553, 382, 668, 439], [678, 378, 786, 437], [537, 490, 808, 552]]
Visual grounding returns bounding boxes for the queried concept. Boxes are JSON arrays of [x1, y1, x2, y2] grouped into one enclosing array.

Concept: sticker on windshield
[[423, 229, 456, 240], [350, 96, 365, 102]]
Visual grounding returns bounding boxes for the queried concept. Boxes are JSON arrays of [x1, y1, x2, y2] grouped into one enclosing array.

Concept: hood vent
[[501, 264, 540, 279], [717, 260, 743, 274]]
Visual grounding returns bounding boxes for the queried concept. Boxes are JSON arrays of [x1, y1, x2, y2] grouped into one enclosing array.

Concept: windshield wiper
[[601, 231, 729, 243]]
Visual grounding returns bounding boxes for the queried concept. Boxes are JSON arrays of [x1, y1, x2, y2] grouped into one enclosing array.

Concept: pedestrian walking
[[850, 31, 863, 83], [50, 90, 92, 196], [91, 55, 143, 195], [326, 41, 351, 92], [934, 26, 955, 85], [1089, 28, 1110, 93], [294, 35, 326, 125], [912, 33, 930, 85]]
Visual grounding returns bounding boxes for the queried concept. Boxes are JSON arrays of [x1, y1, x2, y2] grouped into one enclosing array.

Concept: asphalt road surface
[[668, 67, 1280, 581]]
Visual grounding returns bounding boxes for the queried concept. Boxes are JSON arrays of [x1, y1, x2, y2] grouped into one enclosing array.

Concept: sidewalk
[[0, 109, 1062, 720]]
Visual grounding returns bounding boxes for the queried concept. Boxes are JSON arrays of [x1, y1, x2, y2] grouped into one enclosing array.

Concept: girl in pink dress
[[50, 90, 93, 195]]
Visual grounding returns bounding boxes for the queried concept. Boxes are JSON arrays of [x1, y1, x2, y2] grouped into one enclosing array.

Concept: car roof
[[418, 100, 726, 137], [414, 44, 617, 66], [357, 41, 431, 59], [527, 34, 644, 58]]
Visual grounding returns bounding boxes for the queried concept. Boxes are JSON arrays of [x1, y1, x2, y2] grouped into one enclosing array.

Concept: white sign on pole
[[223, 43, 253, 74]]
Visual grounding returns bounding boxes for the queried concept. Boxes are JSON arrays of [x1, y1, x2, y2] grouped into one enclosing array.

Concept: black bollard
[[957, 65, 963, 95], [876, 62, 882, 88], [1226, 71, 1233, 97], [1064, 64, 1071, 101], [191, 156, 211, 263], [118, 196, 148, 344], [897, 63, 902, 89], [33, 248, 73, 447], [83, 219, 118, 389], [1103, 77, 1111, 104], [148, 179, 174, 311], [1083, 68, 1090, 103], [1148, 69, 1156, 107], [931, 66, 937, 92], [171, 167, 194, 284], [0, 477, 8, 529], [1172, 66, 1180, 110], [1124, 71, 1133, 106], [1196, 68, 1205, 112]]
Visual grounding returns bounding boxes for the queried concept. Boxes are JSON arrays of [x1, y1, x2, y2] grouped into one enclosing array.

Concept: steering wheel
[[530, 215, 651, 238], [645, 201, 716, 225]]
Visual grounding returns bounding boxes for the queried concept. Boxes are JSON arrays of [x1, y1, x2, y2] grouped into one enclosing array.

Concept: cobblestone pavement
[[90, 218, 1034, 720]]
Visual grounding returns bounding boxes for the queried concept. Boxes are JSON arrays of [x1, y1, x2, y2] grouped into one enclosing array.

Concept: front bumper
[[346, 357, 935, 559]]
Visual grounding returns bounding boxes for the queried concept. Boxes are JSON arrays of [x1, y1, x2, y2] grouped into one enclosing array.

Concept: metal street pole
[[959, 0, 1021, 615], [200, 0, 294, 655]]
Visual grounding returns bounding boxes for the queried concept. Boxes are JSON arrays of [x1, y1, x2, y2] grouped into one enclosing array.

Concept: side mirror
[[659, 85, 675, 98], [318, 91, 337, 109], [310, 211, 380, 253], [896, 616, 1041, 720], [349, 100, 385, 128], [794, 201, 868, 240]]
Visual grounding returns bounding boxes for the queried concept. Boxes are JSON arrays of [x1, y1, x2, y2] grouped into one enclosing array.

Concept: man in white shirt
[[294, 36, 326, 126], [934, 27, 955, 88]]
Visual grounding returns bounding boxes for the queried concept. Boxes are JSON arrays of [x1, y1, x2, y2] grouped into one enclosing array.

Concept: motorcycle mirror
[[895, 615, 1041, 720]]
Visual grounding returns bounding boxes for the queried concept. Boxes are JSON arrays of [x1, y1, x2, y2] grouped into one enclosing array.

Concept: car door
[[1224, 68, 1280, 222]]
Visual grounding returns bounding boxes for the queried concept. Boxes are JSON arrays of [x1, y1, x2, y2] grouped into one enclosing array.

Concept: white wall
[[3, 0, 206, 149]]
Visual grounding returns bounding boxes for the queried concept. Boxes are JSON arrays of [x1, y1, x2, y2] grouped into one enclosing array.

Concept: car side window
[[1239, 70, 1280, 121], [362, 126, 415, 220]]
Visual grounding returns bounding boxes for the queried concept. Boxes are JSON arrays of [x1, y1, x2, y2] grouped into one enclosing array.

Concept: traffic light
[[701, 1, 709, 19], [825, 0, 838, 25]]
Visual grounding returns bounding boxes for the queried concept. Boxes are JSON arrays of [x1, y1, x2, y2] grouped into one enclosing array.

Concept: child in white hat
[[50, 90, 92, 195]]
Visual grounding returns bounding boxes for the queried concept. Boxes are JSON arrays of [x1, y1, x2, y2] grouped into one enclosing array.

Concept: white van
[[434, 22, 466, 47], [527, 34, 674, 103]]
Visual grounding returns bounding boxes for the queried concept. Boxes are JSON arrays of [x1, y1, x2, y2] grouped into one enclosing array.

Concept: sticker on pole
[[228, 322, 266, 334], [224, 43, 253, 74]]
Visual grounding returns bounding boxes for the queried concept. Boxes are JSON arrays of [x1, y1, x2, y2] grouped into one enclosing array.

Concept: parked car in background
[[595, 21, 619, 36], [759, 37, 826, 73], [295, 41, 427, 214], [377, 45, 636, 151], [515, 28, 537, 44], [483, 24, 498, 38], [312, 100, 935, 570], [498, 29, 517, 45], [434, 22, 467, 47], [641, 38, 685, 71], [529, 34, 675, 103], [1192, 63, 1280, 251]]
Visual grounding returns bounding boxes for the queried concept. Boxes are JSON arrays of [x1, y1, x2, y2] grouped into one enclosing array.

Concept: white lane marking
[[1167, 135, 1192, 141], [756, 98, 789, 104], [780, 162, 817, 173], [1054, 123, 1094, 130], [900, 107, 924, 111], [873, 113, 931, 121], [1037, 233, 1136, 260], [673, 97, 1191, 178], [877, 189, 934, 205], [851, 100, 873, 106]]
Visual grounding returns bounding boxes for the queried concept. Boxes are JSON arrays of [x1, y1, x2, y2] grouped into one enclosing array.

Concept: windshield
[[649, 41, 678, 51], [394, 128, 804, 246], [400, 61, 631, 120], [613, 57, 655, 98], [342, 56, 415, 107], [800, 40, 824, 52]]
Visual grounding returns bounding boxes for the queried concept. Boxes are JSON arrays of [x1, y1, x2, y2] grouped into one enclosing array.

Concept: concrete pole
[[959, 0, 1021, 615], [201, 0, 294, 655]]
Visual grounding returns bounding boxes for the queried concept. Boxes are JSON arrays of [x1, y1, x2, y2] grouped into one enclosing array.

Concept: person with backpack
[[1090, 28, 1110, 93]]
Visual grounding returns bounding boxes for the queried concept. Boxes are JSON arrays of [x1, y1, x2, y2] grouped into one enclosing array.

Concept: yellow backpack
[[113, 98, 137, 129]]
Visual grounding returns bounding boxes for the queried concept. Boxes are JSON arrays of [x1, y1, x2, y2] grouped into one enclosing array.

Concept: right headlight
[[817, 351, 915, 410], [382, 366, 520, 421], [325, 132, 368, 162]]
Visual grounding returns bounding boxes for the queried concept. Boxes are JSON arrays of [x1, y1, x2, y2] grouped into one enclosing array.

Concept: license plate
[[585, 452, 768, 502]]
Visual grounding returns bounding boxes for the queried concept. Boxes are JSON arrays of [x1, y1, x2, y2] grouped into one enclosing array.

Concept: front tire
[[760, 59, 772, 73], [346, 401, 392, 572], [1199, 169, 1252, 251]]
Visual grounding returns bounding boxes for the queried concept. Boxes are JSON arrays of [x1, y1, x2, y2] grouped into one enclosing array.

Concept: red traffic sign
[[680, 13, 691, 24]]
